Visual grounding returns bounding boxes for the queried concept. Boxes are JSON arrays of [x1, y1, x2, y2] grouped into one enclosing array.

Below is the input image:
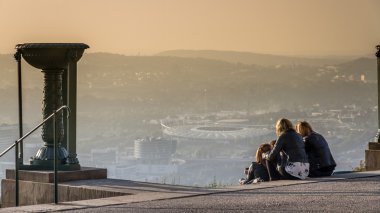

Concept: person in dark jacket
[[296, 121, 336, 177], [264, 118, 309, 181], [239, 143, 272, 184]]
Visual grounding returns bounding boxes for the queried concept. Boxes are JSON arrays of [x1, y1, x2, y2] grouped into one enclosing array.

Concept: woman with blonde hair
[[296, 121, 336, 177], [264, 118, 309, 180]]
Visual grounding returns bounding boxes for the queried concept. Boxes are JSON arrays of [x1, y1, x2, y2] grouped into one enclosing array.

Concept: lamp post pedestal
[[16, 43, 88, 170]]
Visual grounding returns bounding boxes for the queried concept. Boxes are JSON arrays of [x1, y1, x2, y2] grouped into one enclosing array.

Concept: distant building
[[107, 137, 178, 181], [134, 137, 177, 164]]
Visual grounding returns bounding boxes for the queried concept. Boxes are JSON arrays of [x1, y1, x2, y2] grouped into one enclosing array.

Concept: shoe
[[253, 178, 264, 183], [239, 178, 246, 184]]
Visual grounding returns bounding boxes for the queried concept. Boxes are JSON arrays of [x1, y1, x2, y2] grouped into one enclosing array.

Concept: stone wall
[[1, 179, 126, 207], [0, 167, 129, 207], [365, 142, 380, 171]]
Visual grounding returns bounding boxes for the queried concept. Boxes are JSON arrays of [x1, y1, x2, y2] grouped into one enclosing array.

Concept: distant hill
[[157, 50, 353, 67], [336, 57, 377, 80], [74, 53, 377, 112], [0, 52, 376, 125]]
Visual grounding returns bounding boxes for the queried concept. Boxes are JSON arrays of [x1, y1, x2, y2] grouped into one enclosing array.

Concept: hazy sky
[[0, 0, 379, 56]]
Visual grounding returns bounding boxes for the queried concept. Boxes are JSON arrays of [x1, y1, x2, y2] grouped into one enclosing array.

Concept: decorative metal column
[[16, 43, 89, 170], [66, 50, 82, 165], [30, 69, 67, 166]]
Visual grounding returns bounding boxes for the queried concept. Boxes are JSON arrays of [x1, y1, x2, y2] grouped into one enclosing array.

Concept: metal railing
[[0, 105, 70, 206]]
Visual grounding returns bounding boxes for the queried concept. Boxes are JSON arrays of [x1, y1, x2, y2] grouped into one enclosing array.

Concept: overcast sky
[[0, 0, 379, 56]]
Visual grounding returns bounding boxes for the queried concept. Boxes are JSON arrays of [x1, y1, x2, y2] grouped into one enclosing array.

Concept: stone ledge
[[365, 149, 380, 171], [1, 171, 380, 212], [368, 142, 380, 150], [5, 167, 107, 183], [1, 179, 127, 207]]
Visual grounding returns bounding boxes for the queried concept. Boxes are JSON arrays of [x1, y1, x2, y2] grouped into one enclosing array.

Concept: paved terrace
[[1, 170, 379, 212]]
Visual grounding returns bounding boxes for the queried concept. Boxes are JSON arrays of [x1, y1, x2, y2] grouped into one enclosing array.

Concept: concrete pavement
[[1, 170, 380, 212]]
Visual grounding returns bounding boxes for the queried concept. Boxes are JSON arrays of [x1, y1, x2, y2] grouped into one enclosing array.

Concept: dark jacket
[[268, 129, 308, 163], [304, 132, 336, 171]]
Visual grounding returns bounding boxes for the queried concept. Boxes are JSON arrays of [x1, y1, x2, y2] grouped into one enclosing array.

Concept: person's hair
[[295, 121, 313, 137], [275, 118, 294, 136], [269, 140, 276, 147], [256, 143, 272, 163]]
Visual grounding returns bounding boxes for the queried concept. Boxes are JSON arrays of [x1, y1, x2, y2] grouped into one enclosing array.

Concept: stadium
[[161, 118, 273, 143]]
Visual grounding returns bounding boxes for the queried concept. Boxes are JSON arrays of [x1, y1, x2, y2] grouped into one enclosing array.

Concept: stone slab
[[5, 167, 107, 183], [368, 142, 380, 150], [365, 149, 380, 171]]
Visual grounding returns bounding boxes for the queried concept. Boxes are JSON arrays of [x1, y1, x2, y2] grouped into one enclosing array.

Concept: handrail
[[0, 105, 70, 158], [0, 105, 70, 206]]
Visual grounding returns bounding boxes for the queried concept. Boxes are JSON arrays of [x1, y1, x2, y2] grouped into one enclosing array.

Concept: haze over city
[[0, 0, 379, 187]]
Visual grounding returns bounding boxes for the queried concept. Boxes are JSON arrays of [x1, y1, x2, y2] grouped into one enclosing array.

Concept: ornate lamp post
[[16, 43, 89, 170]]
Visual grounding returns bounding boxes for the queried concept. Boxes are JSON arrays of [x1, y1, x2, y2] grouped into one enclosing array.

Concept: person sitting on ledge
[[296, 121, 336, 177], [239, 142, 272, 184], [263, 118, 309, 181]]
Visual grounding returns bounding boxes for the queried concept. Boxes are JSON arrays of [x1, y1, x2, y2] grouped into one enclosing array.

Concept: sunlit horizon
[[0, 0, 379, 56]]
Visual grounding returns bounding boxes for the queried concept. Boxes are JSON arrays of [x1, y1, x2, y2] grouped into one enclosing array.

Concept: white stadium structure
[[161, 119, 273, 143]]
